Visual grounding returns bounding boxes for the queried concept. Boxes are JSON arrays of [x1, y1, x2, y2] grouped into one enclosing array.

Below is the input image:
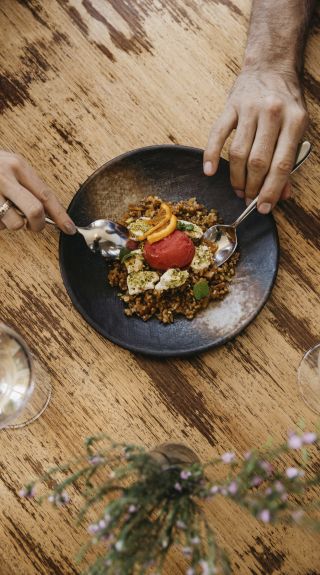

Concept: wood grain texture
[[0, 1, 319, 574]]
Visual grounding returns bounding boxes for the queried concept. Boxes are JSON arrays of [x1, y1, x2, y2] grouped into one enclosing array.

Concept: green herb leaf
[[119, 247, 132, 263], [177, 221, 195, 232], [193, 279, 209, 300]]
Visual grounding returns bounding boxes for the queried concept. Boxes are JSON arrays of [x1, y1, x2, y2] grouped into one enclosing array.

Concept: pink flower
[[228, 481, 238, 495], [88, 454, 104, 465], [115, 540, 124, 552], [286, 467, 303, 479], [244, 451, 252, 460], [48, 491, 70, 506], [128, 505, 137, 514], [199, 560, 210, 575], [221, 452, 235, 464], [302, 432, 317, 444], [251, 476, 263, 487], [260, 461, 273, 475], [258, 509, 271, 523], [180, 470, 192, 480], [176, 520, 187, 530], [88, 523, 99, 535], [209, 485, 219, 495], [191, 536, 200, 545], [274, 481, 285, 493], [174, 482, 182, 492], [186, 569, 195, 575], [19, 485, 35, 499], [288, 433, 303, 450], [182, 546, 192, 557]]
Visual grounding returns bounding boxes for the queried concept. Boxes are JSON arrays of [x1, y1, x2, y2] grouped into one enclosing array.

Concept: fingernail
[[245, 197, 253, 206], [63, 221, 77, 234], [203, 161, 213, 176], [235, 189, 245, 199], [258, 202, 272, 215]]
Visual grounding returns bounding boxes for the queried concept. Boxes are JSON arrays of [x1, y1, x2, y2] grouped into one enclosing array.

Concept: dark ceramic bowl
[[59, 145, 279, 356]]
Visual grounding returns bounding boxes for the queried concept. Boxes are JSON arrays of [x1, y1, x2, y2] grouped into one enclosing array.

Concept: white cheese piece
[[123, 250, 144, 274], [127, 271, 159, 295], [177, 219, 203, 239], [155, 268, 189, 291], [191, 245, 212, 272], [127, 217, 152, 239]]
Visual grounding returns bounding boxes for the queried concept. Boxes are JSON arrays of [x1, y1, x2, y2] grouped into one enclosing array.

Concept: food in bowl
[[107, 196, 239, 323]]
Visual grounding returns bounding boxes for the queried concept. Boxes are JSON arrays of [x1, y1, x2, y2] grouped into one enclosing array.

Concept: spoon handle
[[44, 217, 56, 225], [232, 140, 312, 229]]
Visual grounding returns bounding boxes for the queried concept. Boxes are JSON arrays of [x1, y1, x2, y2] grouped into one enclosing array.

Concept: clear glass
[[298, 343, 320, 415], [0, 323, 51, 429]]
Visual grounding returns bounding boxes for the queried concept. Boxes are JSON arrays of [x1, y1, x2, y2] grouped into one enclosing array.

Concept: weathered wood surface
[[0, 1, 320, 574]]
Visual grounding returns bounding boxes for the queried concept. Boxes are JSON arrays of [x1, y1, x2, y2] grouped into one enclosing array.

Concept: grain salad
[[107, 196, 239, 323]]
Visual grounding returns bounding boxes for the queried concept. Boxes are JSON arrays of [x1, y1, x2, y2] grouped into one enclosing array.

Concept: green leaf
[[177, 221, 195, 232], [119, 247, 133, 263], [193, 280, 209, 300]]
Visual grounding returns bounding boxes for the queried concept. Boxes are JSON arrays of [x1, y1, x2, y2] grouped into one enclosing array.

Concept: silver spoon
[[204, 141, 312, 267], [43, 217, 136, 258]]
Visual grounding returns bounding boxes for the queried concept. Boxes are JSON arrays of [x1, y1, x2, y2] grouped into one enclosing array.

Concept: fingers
[[0, 194, 24, 231], [257, 112, 307, 214], [13, 159, 76, 234], [2, 178, 45, 232], [245, 98, 282, 203], [229, 113, 257, 197], [204, 108, 237, 176]]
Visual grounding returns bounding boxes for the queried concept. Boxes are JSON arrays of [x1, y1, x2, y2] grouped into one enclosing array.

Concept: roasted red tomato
[[144, 230, 195, 271]]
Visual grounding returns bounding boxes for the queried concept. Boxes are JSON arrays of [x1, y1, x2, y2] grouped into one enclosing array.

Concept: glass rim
[[297, 341, 320, 415], [0, 322, 35, 425]]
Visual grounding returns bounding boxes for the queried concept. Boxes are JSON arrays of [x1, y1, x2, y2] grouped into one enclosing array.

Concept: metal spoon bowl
[[204, 141, 312, 267], [44, 217, 135, 258]]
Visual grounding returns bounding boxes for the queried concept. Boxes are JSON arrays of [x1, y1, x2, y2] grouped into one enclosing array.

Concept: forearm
[[243, 0, 315, 76]]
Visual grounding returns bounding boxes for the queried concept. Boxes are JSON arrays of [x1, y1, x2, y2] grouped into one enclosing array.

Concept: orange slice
[[139, 203, 172, 240], [147, 214, 177, 244], [150, 203, 172, 225]]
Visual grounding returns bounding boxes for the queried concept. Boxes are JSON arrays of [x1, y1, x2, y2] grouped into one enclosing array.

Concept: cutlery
[[204, 141, 312, 267], [43, 217, 137, 258]]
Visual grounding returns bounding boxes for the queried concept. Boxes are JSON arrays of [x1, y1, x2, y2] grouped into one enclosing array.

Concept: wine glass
[[0, 323, 51, 429], [298, 343, 320, 414]]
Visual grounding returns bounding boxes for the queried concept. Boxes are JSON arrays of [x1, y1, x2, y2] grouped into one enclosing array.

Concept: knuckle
[[28, 202, 44, 220], [40, 187, 52, 202], [248, 156, 267, 172], [229, 145, 246, 163], [291, 107, 308, 129], [275, 159, 292, 175], [265, 96, 283, 116]]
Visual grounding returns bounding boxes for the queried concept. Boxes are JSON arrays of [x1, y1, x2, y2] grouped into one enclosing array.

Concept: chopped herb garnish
[[193, 279, 209, 300], [177, 221, 195, 232]]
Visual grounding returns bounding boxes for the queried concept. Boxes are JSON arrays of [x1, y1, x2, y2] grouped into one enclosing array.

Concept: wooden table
[[1, 1, 319, 574]]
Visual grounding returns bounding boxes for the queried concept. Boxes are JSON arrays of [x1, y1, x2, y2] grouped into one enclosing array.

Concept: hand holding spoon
[[204, 141, 312, 267]]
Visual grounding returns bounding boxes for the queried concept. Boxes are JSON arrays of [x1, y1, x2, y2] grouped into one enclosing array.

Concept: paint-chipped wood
[[0, 1, 319, 574]]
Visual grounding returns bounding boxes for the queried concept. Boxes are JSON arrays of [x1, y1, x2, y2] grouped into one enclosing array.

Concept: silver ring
[[0, 200, 13, 219]]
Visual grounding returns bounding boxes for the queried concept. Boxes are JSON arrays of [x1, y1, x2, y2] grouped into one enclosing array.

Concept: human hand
[[204, 70, 308, 213], [0, 151, 76, 233]]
